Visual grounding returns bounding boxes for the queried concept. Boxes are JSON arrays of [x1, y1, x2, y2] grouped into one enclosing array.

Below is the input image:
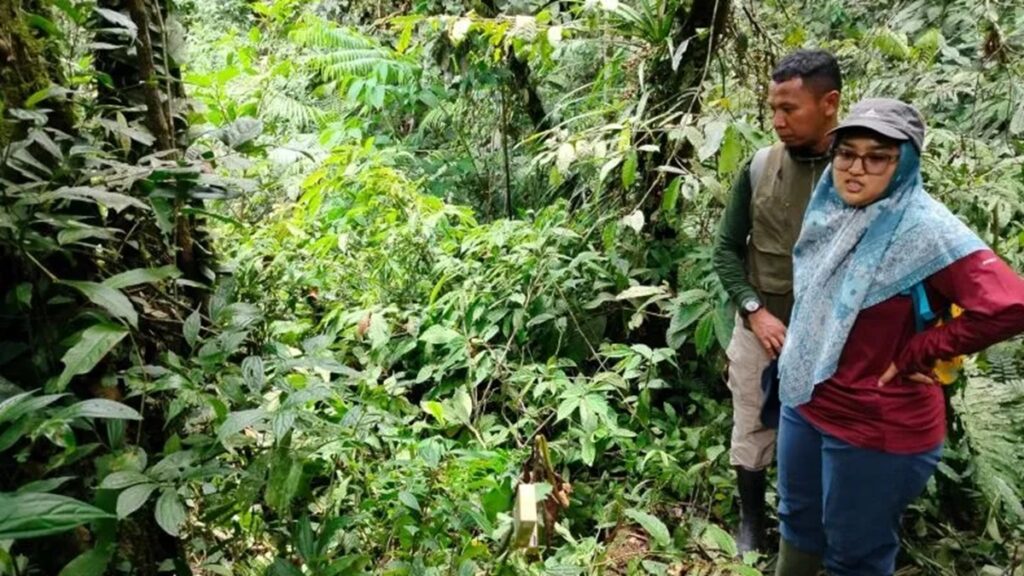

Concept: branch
[[126, 0, 174, 153], [507, 45, 551, 132]]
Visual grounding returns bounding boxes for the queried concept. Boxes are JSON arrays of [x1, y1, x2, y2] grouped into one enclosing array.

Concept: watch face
[[744, 300, 760, 313]]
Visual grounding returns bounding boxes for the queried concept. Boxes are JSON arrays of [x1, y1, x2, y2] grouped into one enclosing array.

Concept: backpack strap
[[903, 282, 963, 385], [906, 282, 937, 332], [748, 145, 772, 190]]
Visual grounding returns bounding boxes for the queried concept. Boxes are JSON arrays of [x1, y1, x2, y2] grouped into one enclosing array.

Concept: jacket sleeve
[[712, 160, 760, 309], [896, 250, 1024, 374]]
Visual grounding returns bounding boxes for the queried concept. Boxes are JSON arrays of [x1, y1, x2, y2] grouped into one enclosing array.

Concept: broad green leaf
[[295, 516, 316, 563], [396, 22, 414, 54], [713, 300, 734, 351], [94, 7, 137, 34], [0, 419, 34, 453], [451, 388, 472, 425], [266, 448, 302, 512], [598, 156, 622, 183], [667, 302, 710, 350], [217, 409, 267, 443], [183, 308, 201, 348], [717, 125, 743, 175], [0, 391, 65, 425], [580, 434, 596, 466], [116, 483, 157, 519], [16, 476, 74, 494], [25, 84, 71, 108], [241, 356, 264, 392], [0, 492, 113, 539], [624, 508, 670, 548], [58, 546, 113, 576], [556, 397, 579, 422], [100, 471, 151, 490], [698, 121, 727, 161], [60, 282, 137, 327], [35, 186, 148, 213], [62, 399, 142, 421], [694, 313, 716, 355], [155, 489, 186, 536], [420, 400, 446, 424], [55, 323, 129, 391], [58, 225, 119, 246], [661, 177, 681, 213], [149, 451, 196, 482], [702, 523, 738, 556], [621, 150, 637, 189], [30, 128, 61, 160], [615, 285, 666, 300], [419, 325, 461, 345], [398, 491, 421, 513], [718, 564, 761, 576], [102, 266, 181, 290]]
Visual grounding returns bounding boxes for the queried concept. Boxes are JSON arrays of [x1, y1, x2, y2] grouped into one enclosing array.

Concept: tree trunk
[[641, 0, 732, 232], [93, 0, 204, 284], [0, 0, 74, 147]]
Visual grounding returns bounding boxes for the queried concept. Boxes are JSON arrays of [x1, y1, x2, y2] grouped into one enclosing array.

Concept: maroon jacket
[[799, 250, 1024, 454]]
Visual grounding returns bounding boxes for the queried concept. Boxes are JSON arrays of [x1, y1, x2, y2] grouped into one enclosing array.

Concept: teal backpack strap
[[902, 283, 936, 332]]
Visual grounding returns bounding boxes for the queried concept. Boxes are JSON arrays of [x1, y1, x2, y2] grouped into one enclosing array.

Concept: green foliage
[[2, 0, 1022, 573]]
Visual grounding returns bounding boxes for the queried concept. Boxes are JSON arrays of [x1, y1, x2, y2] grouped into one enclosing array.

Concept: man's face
[[768, 77, 839, 150]]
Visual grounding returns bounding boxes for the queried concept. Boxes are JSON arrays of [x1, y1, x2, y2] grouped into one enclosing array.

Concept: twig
[[524, 411, 556, 445], [151, 0, 176, 147], [23, 250, 58, 282], [501, 85, 514, 219], [742, 2, 781, 53]]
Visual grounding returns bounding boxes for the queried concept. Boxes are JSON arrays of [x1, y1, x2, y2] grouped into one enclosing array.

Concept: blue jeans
[[777, 406, 941, 576]]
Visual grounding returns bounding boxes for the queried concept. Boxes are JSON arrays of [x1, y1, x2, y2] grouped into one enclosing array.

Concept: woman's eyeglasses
[[833, 149, 899, 175]]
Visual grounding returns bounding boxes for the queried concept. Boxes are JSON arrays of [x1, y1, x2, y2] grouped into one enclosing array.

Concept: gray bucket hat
[[829, 98, 926, 151]]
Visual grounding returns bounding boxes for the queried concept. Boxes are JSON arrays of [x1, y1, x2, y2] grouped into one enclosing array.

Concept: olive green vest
[[747, 143, 829, 324]]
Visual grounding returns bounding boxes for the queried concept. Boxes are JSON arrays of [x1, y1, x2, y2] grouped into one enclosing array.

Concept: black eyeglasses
[[832, 148, 899, 175]]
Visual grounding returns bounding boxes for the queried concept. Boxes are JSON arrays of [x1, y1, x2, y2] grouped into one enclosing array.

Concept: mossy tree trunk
[[0, 0, 74, 148]]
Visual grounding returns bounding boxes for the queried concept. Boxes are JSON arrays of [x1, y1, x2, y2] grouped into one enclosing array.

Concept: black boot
[[735, 466, 767, 554]]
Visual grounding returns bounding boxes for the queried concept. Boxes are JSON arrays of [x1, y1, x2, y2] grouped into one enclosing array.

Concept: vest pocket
[[747, 241, 793, 295]]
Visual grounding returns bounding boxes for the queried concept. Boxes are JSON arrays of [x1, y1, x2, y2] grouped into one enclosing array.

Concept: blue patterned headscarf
[[777, 142, 986, 406]]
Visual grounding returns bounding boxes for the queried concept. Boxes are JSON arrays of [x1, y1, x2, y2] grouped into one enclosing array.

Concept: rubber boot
[[774, 538, 823, 576], [735, 466, 767, 554]]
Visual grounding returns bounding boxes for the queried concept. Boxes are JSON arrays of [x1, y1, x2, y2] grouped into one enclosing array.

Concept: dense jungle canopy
[[0, 0, 1022, 574]]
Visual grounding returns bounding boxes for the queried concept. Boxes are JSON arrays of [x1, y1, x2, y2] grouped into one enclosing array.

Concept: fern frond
[[290, 21, 378, 50], [958, 341, 1024, 524], [416, 100, 474, 138], [262, 91, 329, 128]]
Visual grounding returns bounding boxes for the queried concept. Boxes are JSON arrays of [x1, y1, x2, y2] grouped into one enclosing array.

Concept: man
[[712, 49, 841, 553]]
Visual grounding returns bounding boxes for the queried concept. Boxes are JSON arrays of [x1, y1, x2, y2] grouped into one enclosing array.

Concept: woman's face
[[832, 136, 901, 207]]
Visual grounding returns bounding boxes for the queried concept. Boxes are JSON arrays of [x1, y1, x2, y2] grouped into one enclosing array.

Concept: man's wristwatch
[[740, 297, 762, 316]]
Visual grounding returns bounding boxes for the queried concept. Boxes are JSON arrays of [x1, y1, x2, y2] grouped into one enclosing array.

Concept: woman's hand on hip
[[878, 363, 934, 387]]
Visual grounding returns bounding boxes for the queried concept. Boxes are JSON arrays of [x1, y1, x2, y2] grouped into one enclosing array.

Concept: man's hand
[[878, 363, 934, 387], [748, 308, 787, 358]]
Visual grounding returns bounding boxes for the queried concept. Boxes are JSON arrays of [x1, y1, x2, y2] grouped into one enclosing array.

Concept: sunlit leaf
[[0, 492, 113, 539], [54, 323, 129, 391]]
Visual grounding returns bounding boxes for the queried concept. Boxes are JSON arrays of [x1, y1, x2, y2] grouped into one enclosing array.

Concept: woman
[[774, 98, 1024, 576]]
